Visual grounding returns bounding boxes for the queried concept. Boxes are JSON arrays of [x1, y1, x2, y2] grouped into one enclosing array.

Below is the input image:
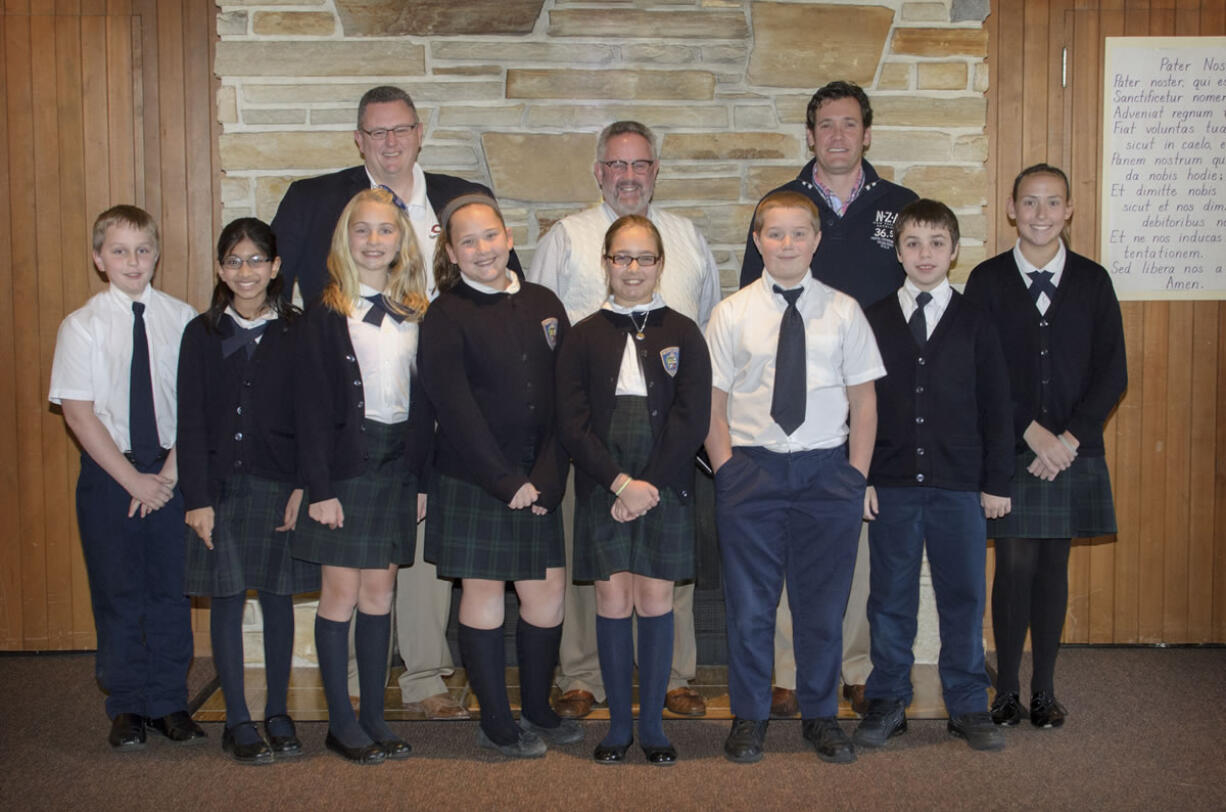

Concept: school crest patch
[[541, 317, 559, 350], [659, 346, 680, 377]]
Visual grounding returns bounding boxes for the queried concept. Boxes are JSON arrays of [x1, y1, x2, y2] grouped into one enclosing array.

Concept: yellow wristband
[[614, 478, 631, 497]]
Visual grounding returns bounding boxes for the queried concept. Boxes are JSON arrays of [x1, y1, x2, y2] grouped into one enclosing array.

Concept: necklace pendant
[[635, 331, 645, 341]]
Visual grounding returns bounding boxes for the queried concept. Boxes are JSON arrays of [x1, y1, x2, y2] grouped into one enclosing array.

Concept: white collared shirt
[[347, 283, 417, 424], [603, 293, 666, 397], [49, 284, 197, 452], [459, 269, 521, 296], [1012, 238, 1066, 315], [706, 271, 885, 452], [367, 163, 441, 299], [897, 278, 953, 340], [225, 305, 276, 336]]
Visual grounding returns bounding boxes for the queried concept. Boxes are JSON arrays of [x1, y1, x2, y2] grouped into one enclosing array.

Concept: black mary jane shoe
[[263, 714, 303, 758], [593, 738, 632, 765], [325, 731, 386, 765], [222, 721, 274, 766], [1029, 691, 1067, 729], [641, 742, 678, 766], [990, 692, 1025, 727]]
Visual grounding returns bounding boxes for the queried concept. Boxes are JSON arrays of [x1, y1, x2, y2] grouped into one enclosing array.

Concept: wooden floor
[[194, 663, 968, 722]]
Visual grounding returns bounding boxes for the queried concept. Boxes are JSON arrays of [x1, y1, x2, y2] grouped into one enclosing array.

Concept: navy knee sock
[[212, 594, 260, 745], [516, 617, 563, 729], [355, 610, 394, 741], [458, 623, 518, 746], [636, 611, 674, 748], [257, 591, 294, 738], [596, 615, 634, 747], [315, 614, 370, 748]]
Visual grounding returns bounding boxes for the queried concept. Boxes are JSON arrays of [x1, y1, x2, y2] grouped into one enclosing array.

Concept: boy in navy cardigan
[[856, 199, 1012, 752]]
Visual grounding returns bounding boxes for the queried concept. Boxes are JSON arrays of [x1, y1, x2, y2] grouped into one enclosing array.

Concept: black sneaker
[[990, 691, 1024, 726], [723, 718, 767, 764], [1029, 691, 1067, 729], [948, 711, 1006, 751], [851, 698, 907, 749], [802, 717, 856, 764]]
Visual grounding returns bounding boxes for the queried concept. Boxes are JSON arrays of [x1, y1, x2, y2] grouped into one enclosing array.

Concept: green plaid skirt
[[573, 396, 695, 581], [293, 420, 417, 568], [425, 473, 564, 581], [184, 474, 320, 597], [988, 451, 1117, 539]]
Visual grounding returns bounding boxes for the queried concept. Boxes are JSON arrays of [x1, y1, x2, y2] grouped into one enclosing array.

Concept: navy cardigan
[[177, 312, 300, 511], [418, 281, 570, 510], [294, 303, 432, 503], [963, 250, 1127, 457], [864, 291, 1014, 497], [556, 307, 711, 505]]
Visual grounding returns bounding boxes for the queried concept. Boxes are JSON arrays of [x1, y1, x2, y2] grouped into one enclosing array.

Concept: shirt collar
[[225, 305, 276, 328], [811, 163, 865, 215], [603, 292, 665, 315], [460, 270, 521, 295], [108, 282, 153, 309], [366, 163, 428, 210], [760, 269, 817, 305], [1012, 238, 1067, 278], [902, 277, 952, 308]]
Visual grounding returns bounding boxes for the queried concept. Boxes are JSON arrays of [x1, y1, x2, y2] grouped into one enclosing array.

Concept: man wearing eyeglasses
[[271, 85, 515, 721], [528, 120, 721, 721], [272, 85, 521, 306]]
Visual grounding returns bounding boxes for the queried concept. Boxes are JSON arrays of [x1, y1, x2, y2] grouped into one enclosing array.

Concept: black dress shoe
[[948, 711, 1006, 751], [641, 742, 678, 766], [263, 714, 303, 758], [1029, 691, 1067, 729], [324, 731, 386, 765], [374, 737, 413, 760], [593, 737, 631, 765], [723, 718, 768, 764], [108, 713, 146, 751], [222, 721, 274, 765], [990, 691, 1025, 726], [852, 698, 907, 749], [803, 717, 857, 764], [147, 711, 207, 745]]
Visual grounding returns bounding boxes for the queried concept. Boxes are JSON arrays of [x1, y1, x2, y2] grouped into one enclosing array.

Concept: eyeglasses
[[599, 159, 655, 174], [604, 253, 660, 268], [359, 123, 420, 141], [221, 256, 272, 270]]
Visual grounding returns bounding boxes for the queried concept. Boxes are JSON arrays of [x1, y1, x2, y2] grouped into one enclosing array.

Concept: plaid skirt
[[184, 474, 320, 597], [425, 473, 564, 581], [293, 420, 417, 568], [573, 396, 695, 581], [988, 451, 1117, 539]]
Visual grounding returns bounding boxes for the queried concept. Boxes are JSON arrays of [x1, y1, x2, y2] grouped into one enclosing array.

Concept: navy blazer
[[177, 312, 300, 511], [556, 307, 711, 504], [271, 165, 523, 305], [294, 303, 433, 503]]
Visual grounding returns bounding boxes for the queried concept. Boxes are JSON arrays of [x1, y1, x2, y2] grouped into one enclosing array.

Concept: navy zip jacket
[[739, 158, 917, 308]]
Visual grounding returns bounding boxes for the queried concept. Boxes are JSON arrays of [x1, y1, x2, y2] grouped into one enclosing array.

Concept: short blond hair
[[752, 190, 821, 235], [92, 205, 158, 253]]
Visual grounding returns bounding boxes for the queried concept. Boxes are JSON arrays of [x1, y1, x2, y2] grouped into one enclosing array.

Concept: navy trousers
[[716, 445, 863, 720], [865, 486, 991, 717], [76, 453, 191, 719]]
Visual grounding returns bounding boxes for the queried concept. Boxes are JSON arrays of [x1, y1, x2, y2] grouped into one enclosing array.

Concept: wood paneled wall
[[985, 0, 1226, 644], [0, 0, 217, 650]]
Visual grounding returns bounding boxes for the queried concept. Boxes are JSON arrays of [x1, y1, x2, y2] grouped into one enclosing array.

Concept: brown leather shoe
[[665, 686, 707, 716], [405, 692, 470, 720], [555, 689, 597, 719], [770, 686, 799, 717], [842, 683, 869, 715]]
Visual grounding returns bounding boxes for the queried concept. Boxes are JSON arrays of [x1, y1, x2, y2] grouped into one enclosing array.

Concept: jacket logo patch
[[659, 346, 680, 377], [872, 209, 899, 250], [541, 317, 559, 350]]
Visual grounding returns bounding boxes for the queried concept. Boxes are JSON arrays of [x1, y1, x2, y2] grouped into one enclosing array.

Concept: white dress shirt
[[1012, 238, 1066, 316], [347, 283, 417, 424], [603, 293, 666, 397], [897, 277, 953, 339], [49, 284, 196, 452]]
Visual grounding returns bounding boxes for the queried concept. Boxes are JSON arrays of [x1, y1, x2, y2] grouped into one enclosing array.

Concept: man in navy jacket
[[271, 86, 510, 720], [738, 81, 917, 718]]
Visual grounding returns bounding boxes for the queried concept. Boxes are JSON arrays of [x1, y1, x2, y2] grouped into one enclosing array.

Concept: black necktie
[[129, 301, 160, 463], [220, 315, 268, 359], [771, 286, 806, 436], [362, 294, 405, 327], [1027, 270, 1057, 306], [909, 291, 932, 348]]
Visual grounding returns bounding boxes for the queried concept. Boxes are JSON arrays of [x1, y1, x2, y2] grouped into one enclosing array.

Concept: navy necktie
[[1027, 270, 1057, 306], [129, 301, 160, 463], [220, 315, 268, 359], [909, 291, 932, 348], [363, 294, 405, 327], [376, 184, 409, 213], [770, 286, 806, 436]]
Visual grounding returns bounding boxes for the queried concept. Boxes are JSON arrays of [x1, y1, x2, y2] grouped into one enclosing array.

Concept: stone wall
[[216, 0, 991, 290]]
